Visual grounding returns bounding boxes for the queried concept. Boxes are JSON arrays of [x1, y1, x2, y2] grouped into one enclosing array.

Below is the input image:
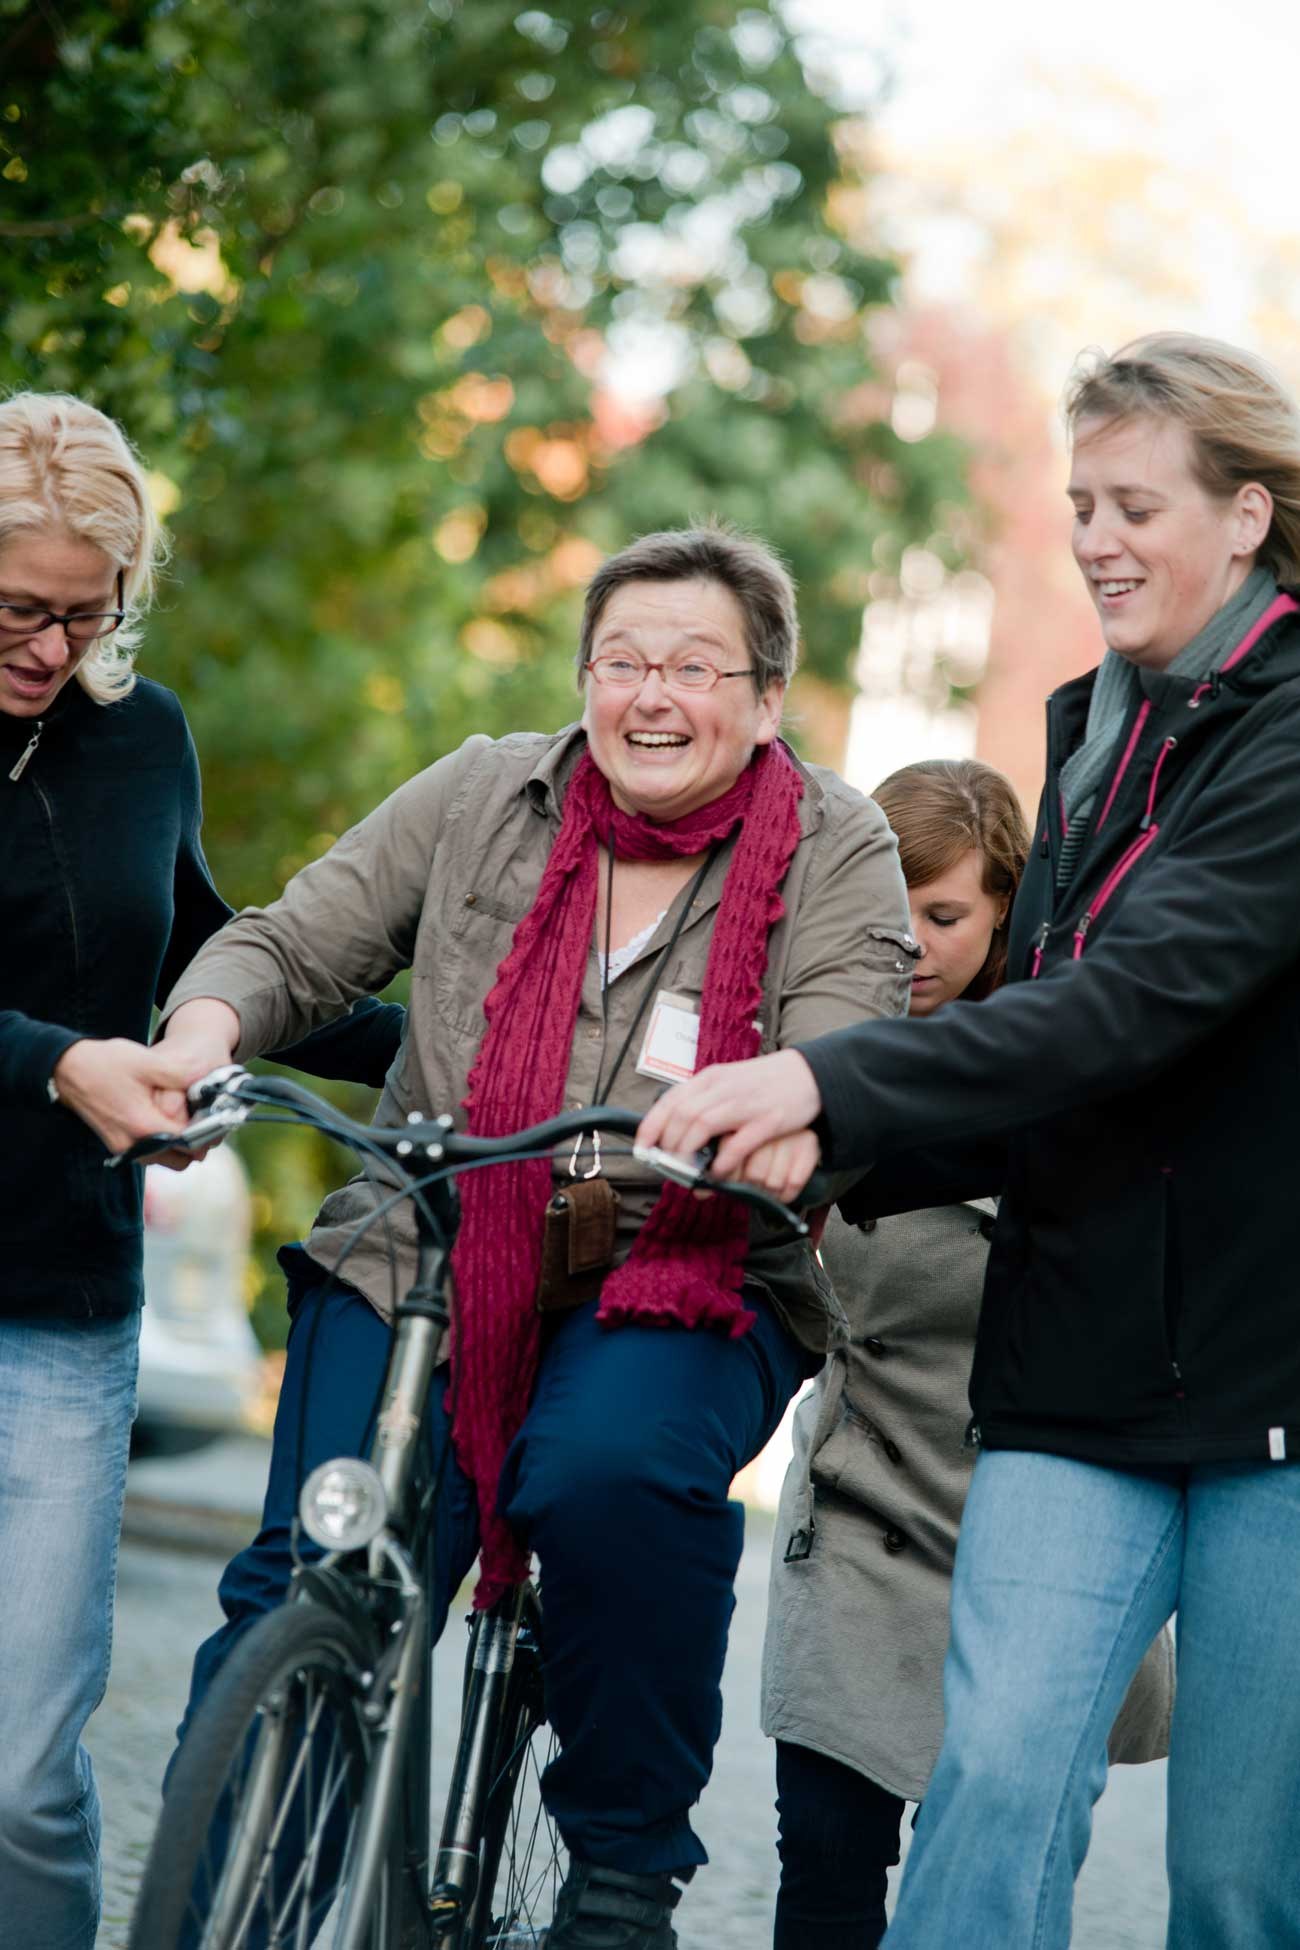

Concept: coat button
[[865, 1337, 887, 1359], [464, 893, 477, 907], [858, 1218, 877, 1234], [882, 1528, 906, 1554], [883, 1438, 901, 1465]]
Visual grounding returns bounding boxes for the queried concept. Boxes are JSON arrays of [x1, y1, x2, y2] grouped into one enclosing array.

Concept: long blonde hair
[[0, 393, 165, 703], [1065, 333, 1300, 586]]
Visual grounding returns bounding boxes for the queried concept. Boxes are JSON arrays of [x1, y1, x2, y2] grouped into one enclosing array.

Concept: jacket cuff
[[795, 1030, 871, 1174], [13, 1021, 85, 1107]]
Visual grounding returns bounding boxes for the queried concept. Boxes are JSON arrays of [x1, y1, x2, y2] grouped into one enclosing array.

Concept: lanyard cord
[[589, 831, 723, 1111]]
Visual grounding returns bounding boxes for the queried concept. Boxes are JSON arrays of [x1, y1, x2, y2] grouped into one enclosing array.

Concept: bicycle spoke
[[158, 1624, 376, 1950], [484, 1726, 562, 1946]]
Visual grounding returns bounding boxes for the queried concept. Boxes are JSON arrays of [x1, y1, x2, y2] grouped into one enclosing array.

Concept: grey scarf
[[1057, 566, 1278, 887]]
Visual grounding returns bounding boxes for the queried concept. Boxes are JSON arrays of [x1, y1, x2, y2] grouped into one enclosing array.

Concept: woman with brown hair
[[761, 759, 1171, 1948], [83, 523, 917, 1949]]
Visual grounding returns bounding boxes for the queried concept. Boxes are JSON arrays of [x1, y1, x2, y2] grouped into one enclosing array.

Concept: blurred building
[[843, 306, 1102, 815]]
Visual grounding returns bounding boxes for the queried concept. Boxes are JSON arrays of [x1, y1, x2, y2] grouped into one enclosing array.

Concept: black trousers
[[773, 1739, 907, 1950]]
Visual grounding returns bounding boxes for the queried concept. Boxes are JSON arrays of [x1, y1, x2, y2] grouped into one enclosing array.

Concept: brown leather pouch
[[535, 1175, 621, 1312]]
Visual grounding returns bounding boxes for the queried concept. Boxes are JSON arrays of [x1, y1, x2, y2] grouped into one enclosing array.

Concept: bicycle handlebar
[[107, 1065, 810, 1239]]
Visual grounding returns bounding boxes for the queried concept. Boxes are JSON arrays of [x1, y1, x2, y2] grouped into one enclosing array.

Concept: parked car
[[134, 1145, 263, 1454]]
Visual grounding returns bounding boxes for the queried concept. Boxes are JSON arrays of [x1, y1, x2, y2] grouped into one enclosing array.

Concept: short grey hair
[[577, 522, 799, 692]]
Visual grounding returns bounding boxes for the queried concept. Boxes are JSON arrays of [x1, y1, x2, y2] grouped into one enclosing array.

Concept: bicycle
[[122, 1065, 808, 1950]]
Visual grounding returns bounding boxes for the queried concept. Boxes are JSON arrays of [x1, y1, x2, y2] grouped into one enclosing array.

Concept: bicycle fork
[[428, 1588, 527, 1942]]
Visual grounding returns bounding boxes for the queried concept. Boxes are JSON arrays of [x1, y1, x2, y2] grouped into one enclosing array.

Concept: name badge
[[636, 990, 700, 1083]]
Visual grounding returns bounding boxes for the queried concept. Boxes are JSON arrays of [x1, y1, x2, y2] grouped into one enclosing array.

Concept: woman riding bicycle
[[91, 523, 916, 1948], [0, 392, 399, 1950]]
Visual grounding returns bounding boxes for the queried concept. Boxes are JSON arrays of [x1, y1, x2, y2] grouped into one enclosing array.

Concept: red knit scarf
[[451, 741, 804, 1608]]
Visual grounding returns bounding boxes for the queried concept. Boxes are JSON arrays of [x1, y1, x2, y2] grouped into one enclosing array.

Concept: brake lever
[[104, 1096, 251, 1170], [187, 1063, 252, 1111], [632, 1142, 809, 1240], [632, 1141, 711, 1191]]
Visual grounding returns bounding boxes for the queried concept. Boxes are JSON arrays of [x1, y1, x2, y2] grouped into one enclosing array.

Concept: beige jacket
[[762, 1206, 1175, 1797], [163, 727, 917, 1348]]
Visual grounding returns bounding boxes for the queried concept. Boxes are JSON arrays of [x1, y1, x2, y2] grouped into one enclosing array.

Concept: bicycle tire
[[465, 1590, 566, 1950], [128, 1595, 420, 1950]]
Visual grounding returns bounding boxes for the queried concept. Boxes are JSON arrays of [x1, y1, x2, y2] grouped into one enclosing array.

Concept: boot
[[544, 1858, 691, 1949]]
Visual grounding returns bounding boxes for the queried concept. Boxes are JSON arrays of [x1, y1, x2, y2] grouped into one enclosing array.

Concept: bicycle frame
[[307, 1173, 457, 1946], [117, 1072, 809, 1950]]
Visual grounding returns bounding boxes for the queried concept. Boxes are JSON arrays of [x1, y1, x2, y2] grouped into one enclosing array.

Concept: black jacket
[[807, 593, 1300, 1466], [0, 677, 403, 1319]]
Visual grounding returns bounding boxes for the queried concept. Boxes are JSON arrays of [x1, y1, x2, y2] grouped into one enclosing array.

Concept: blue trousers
[[177, 1256, 811, 1873], [886, 1448, 1300, 1949], [774, 1739, 905, 1949], [0, 1310, 140, 1950]]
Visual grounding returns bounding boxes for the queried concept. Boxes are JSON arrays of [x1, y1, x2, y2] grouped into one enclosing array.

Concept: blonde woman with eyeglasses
[[0, 391, 400, 1950]]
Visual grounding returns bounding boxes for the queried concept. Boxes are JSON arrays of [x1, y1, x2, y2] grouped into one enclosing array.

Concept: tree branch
[[0, 212, 109, 237]]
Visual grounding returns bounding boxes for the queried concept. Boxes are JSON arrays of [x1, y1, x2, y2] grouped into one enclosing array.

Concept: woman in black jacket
[[0, 392, 401, 1950], [642, 333, 1300, 1948]]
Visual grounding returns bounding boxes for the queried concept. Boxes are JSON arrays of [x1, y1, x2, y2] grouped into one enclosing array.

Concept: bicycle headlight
[[299, 1459, 389, 1551]]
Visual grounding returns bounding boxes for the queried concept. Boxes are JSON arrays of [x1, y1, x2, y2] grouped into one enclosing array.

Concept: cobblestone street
[[90, 1449, 1168, 1948]]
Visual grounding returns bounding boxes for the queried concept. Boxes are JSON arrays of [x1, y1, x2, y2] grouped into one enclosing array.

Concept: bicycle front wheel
[[129, 1595, 417, 1950]]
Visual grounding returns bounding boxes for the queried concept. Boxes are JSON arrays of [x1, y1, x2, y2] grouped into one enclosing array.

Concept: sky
[[787, 0, 1300, 367], [788, 0, 1298, 229]]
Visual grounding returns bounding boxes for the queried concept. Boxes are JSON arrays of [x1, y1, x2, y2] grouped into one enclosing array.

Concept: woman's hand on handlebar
[[53, 1037, 195, 1159], [733, 1129, 822, 1205], [636, 1048, 824, 1189], [52, 999, 243, 1164], [158, 999, 242, 1091]]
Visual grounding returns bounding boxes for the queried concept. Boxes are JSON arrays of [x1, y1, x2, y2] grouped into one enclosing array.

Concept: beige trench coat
[[761, 1205, 1175, 1798], [163, 726, 917, 1348]]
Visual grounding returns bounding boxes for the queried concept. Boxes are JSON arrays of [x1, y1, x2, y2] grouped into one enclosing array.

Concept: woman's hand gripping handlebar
[[106, 1065, 812, 1242]]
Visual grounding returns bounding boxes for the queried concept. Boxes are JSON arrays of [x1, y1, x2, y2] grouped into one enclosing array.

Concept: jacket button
[[464, 893, 477, 907], [858, 1218, 877, 1234], [882, 1528, 906, 1554], [883, 1438, 901, 1465], [865, 1336, 887, 1359]]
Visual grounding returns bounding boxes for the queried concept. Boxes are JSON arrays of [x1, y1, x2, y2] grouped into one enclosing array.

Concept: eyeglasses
[[584, 654, 756, 695], [0, 572, 126, 646]]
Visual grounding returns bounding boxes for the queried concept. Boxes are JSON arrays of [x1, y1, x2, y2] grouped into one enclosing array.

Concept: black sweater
[[0, 677, 403, 1318], [806, 595, 1300, 1466]]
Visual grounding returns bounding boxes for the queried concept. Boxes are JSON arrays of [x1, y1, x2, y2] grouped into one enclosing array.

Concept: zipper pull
[[1072, 913, 1093, 959], [1140, 736, 1178, 831], [1030, 920, 1050, 978], [8, 721, 42, 782]]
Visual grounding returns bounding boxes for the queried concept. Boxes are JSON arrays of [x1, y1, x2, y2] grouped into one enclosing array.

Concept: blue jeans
[[0, 1309, 140, 1950], [177, 1257, 812, 1873], [885, 1448, 1300, 1950]]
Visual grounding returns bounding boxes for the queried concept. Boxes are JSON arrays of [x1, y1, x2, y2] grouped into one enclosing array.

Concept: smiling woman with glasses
[[80, 520, 919, 1949], [0, 391, 404, 1950]]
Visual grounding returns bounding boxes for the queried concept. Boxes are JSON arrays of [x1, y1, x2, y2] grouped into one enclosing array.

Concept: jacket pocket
[[865, 924, 920, 970]]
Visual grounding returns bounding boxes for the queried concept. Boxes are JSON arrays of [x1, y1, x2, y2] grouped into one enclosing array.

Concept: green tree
[[2, 0, 967, 1330]]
